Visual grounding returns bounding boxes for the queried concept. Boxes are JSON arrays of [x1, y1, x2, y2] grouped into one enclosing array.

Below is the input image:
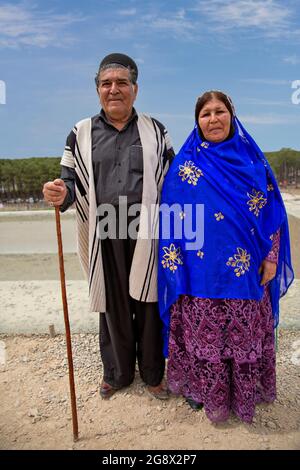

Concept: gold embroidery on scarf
[[214, 212, 224, 221], [178, 161, 203, 186], [161, 244, 183, 272], [247, 189, 267, 217], [226, 248, 251, 277], [197, 250, 204, 259]]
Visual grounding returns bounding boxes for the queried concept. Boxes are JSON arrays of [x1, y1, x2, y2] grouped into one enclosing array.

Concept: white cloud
[[117, 8, 137, 16], [104, 1, 299, 44], [241, 78, 292, 85], [241, 98, 293, 107], [134, 58, 144, 64], [150, 17, 195, 36], [284, 55, 300, 65], [194, 0, 294, 38], [174, 8, 186, 20], [240, 113, 300, 124], [0, 2, 85, 48], [197, 0, 290, 28], [104, 9, 197, 41]]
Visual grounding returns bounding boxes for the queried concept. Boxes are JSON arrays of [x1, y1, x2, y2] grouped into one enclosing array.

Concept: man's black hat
[[99, 53, 138, 80]]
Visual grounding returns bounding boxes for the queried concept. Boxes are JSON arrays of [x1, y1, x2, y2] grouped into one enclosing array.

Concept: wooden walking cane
[[54, 206, 79, 442]]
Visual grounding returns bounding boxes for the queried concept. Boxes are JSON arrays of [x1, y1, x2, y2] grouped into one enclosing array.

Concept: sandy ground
[[0, 331, 299, 450], [0, 206, 299, 450]]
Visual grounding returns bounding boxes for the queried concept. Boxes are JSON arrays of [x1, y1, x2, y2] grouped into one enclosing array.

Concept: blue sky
[[0, 0, 300, 158]]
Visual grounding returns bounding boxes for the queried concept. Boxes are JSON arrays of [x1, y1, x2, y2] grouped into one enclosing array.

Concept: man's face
[[97, 68, 138, 122]]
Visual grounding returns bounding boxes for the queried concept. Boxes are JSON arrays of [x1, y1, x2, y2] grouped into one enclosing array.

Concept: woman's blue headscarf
[[158, 97, 294, 357]]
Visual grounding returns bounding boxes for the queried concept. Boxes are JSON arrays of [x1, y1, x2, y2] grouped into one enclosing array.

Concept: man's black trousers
[[99, 234, 165, 389]]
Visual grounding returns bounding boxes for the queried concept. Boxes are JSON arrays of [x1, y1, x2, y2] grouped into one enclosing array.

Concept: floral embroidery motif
[[247, 189, 267, 217], [161, 244, 183, 272], [269, 234, 274, 241], [196, 147, 201, 152], [197, 250, 204, 259], [178, 161, 203, 186], [179, 211, 186, 220], [201, 142, 209, 148], [267, 184, 274, 191], [214, 212, 224, 221], [226, 248, 251, 277]]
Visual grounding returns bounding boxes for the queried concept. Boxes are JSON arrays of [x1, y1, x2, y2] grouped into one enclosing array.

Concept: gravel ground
[[0, 330, 299, 450]]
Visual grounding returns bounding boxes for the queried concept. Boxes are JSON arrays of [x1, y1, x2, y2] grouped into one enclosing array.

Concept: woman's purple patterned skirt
[[167, 288, 276, 423]]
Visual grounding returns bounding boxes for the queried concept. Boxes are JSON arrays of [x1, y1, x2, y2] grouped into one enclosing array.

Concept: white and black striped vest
[[61, 113, 170, 312]]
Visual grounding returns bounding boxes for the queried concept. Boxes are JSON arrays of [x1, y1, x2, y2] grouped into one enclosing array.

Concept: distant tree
[[0, 157, 60, 201], [265, 148, 300, 187]]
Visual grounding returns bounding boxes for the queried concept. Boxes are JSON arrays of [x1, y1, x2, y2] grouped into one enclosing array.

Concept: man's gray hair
[[95, 63, 138, 88]]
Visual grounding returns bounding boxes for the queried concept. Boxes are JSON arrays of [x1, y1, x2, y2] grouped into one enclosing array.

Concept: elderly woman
[[158, 91, 294, 423]]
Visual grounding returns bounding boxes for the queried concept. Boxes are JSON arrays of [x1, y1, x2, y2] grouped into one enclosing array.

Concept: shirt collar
[[99, 107, 138, 129]]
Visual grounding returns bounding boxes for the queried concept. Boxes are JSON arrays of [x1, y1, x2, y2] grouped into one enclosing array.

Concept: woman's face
[[198, 97, 232, 143]]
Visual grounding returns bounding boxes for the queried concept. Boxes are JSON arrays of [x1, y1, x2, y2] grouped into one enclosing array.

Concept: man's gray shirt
[[60, 108, 174, 211]]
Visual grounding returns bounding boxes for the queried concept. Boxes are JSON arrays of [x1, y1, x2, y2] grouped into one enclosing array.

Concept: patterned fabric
[[167, 231, 280, 423], [167, 288, 276, 423], [265, 230, 280, 263], [158, 116, 294, 356]]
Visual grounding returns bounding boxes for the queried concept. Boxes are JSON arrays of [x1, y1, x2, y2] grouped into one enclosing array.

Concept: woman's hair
[[195, 91, 235, 140]]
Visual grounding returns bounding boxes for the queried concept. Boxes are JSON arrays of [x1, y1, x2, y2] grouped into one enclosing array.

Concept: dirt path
[[0, 330, 299, 450]]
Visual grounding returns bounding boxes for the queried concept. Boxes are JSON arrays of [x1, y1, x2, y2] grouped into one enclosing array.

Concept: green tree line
[[0, 148, 299, 201], [265, 148, 300, 186], [0, 157, 60, 201]]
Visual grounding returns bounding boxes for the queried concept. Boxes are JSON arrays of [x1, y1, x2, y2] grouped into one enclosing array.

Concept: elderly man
[[43, 53, 174, 400]]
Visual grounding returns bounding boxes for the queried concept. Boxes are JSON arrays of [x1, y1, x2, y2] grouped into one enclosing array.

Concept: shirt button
[[118, 180, 122, 183]]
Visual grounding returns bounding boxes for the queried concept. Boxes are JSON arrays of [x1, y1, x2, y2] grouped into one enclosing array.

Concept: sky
[[0, 0, 300, 158]]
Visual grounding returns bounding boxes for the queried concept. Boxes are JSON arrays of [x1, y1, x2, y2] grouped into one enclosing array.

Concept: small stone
[[28, 408, 40, 417]]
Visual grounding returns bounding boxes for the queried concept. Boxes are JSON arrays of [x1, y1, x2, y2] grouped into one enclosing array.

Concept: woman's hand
[[259, 260, 277, 286]]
